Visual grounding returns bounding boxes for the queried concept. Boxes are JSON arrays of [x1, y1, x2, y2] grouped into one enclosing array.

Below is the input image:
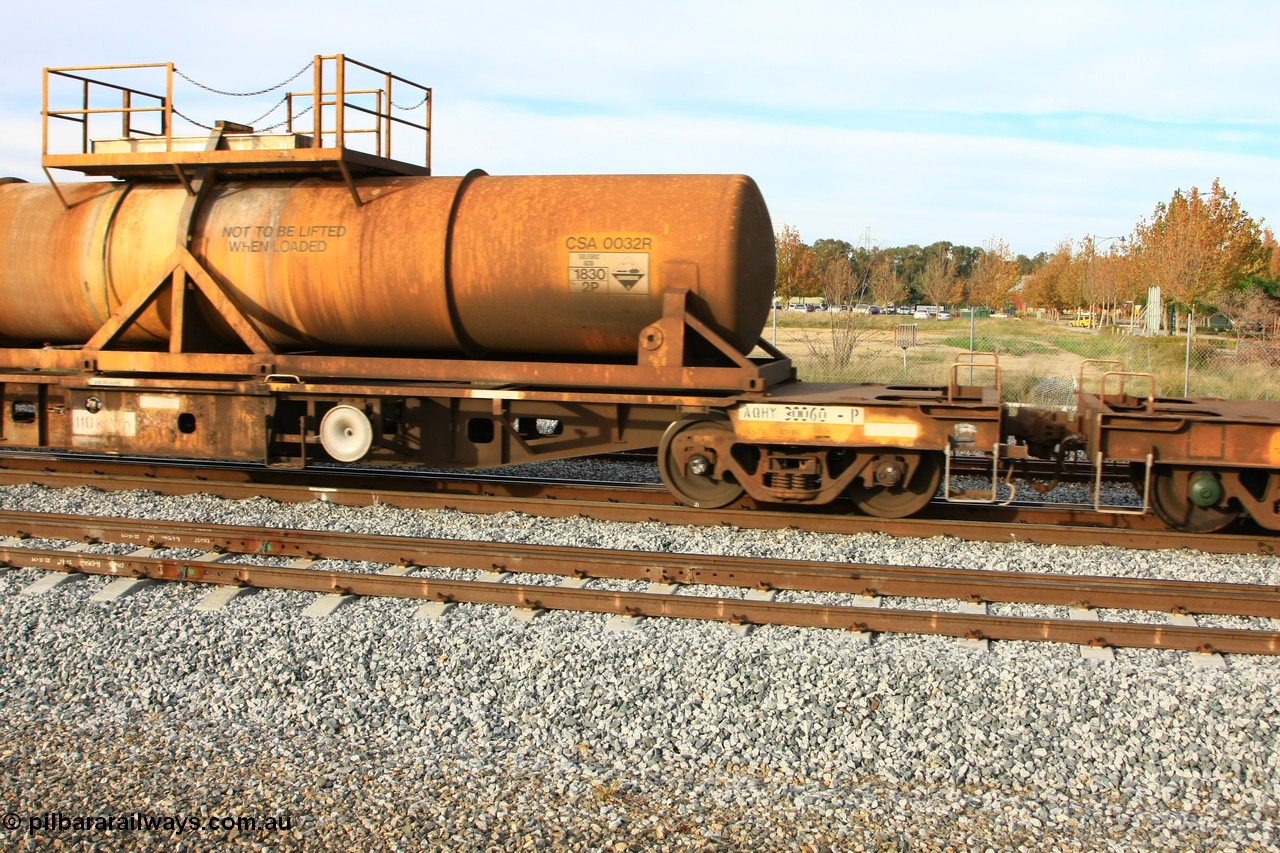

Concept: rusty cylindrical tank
[[0, 173, 775, 356]]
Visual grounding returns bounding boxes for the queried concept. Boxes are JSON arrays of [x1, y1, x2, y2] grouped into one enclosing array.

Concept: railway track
[[3, 510, 1278, 657], [1, 452, 1276, 555]]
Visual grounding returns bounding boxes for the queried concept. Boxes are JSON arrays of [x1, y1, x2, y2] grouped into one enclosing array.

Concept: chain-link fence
[[758, 310, 1280, 404]]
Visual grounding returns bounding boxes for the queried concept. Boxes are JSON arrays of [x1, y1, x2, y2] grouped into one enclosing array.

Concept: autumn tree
[[1110, 241, 1146, 321], [919, 252, 959, 310], [817, 253, 868, 311], [868, 251, 907, 308], [1075, 236, 1141, 326], [891, 245, 927, 304], [1216, 286, 1279, 341], [1215, 228, 1280, 337], [774, 224, 818, 306], [1133, 179, 1268, 330], [967, 238, 1021, 311], [1021, 240, 1077, 314], [1261, 228, 1280, 288]]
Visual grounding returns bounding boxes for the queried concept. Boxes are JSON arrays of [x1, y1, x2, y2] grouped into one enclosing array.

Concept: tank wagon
[[2, 57, 1279, 534]]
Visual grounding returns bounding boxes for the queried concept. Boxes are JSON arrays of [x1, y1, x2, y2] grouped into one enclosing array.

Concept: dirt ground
[[757, 319, 1094, 394]]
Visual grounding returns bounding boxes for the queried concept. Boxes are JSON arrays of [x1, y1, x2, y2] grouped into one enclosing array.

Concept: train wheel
[[848, 451, 943, 518], [658, 418, 744, 509], [1150, 466, 1239, 533], [319, 405, 374, 462]]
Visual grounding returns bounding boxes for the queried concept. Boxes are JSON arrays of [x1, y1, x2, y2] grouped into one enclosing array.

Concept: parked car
[[912, 309, 930, 319], [896, 306, 913, 315], [936, 311, 953, 320]]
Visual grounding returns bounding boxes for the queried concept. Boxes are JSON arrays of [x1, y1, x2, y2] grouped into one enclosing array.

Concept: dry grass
[[752, 313, 1280, 401]]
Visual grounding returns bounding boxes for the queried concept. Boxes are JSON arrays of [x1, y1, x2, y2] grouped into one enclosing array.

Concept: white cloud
[[433, 99, 1280, 252]]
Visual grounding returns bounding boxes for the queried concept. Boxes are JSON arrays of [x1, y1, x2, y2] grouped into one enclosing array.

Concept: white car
[[936, 311, 953, 320], [912, 309, 930, 319]]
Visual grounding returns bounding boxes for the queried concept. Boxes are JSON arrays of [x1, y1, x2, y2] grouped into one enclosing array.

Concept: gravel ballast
[[0, 478, 1277, 851]]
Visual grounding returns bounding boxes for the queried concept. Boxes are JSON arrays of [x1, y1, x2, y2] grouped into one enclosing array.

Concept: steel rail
[[606, 449, 1132, 484], [0, 455, 1275, 555], [2, 545, 1278, 656], [1, 511, 1278, 618]]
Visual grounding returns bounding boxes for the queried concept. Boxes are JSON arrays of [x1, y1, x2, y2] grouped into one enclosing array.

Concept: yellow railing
[[42, 54, 431, 170], [43, 62, 174, 158]]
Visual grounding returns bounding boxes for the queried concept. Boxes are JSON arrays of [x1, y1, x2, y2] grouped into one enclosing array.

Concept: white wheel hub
[[319, 405, 373, 462]]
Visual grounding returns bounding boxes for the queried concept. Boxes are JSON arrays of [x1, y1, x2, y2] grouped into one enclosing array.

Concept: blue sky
[[2, 1, 1277, 256]]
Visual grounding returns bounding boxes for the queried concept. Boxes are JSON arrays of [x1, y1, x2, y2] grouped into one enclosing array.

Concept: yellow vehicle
[[1069, 316, 1092, 328]]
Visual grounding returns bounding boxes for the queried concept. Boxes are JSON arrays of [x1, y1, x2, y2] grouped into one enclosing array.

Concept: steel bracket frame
[[82, 245, 273, 357]]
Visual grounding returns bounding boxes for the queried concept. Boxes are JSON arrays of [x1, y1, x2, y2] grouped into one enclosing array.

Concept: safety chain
[[391, 92, 430, 111], [258, 104, 312, 133], [166, 59, 420, 135], [174, 60, 314, 97], [172, 103, 312, 134], [244, 96, 289, 127], [170, 107, 215, 132]]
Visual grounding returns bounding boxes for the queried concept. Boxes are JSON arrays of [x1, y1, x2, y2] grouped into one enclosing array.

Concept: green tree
[[892, 245, 927, 304], [811, 238, 854, 273], [1017, 252, 1049, 276]]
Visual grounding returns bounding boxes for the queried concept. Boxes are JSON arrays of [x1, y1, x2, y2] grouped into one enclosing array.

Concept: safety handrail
[[1076, 359, 1155, 414], [41, 55, 431, 170], [43, 63, 174, 159], [947, 351, 1002, 403]]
